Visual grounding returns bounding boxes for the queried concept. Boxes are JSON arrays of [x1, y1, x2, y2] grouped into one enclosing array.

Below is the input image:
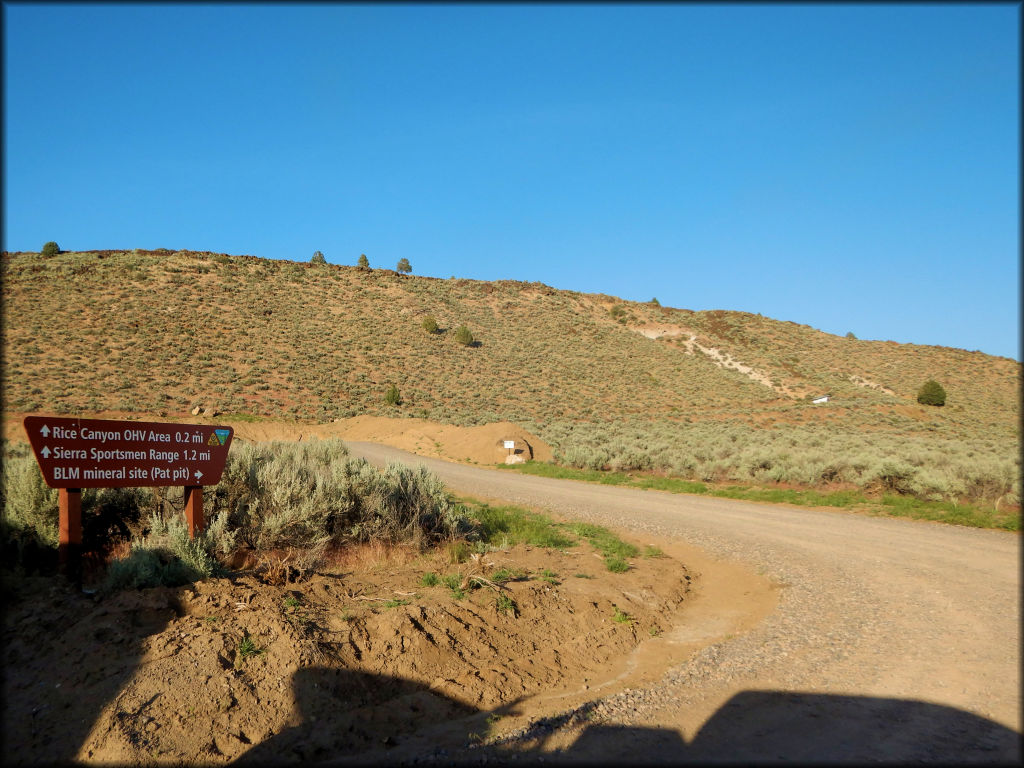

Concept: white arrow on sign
[[40, 446, 51, 458], [40, 425, 50, 437], [194, 470, 203, 481]]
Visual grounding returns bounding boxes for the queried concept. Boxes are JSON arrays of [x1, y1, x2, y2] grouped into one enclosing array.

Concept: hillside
[[2, 248, 1019, 504]]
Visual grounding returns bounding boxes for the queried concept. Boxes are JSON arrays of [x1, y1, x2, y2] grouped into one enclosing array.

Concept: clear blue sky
[[4, 3, 1019, 360]]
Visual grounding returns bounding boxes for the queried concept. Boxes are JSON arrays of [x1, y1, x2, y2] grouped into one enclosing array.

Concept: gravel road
[[347, 442, 1021, 765]]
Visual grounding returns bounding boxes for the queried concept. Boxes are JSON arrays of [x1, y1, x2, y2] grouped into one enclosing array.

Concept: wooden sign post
[[24, 416, 234, 577], [184, 485, 204, 539], [58, 487, 82, 576]]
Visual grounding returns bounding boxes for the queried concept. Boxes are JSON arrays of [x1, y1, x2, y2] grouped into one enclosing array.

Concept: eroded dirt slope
[[2, 542, 694, 764]]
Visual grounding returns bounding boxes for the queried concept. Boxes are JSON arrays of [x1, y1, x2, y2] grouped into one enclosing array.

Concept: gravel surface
[[347, 442, 1021, 765]]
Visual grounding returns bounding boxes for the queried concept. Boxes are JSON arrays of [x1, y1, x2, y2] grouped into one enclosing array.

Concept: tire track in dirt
[[347, 441, 1021, 763]]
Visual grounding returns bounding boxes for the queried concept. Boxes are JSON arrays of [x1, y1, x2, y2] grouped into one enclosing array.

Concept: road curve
[[347, 441, 1021, 763]]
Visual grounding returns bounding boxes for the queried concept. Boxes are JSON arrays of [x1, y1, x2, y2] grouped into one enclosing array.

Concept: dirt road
[[347, 441, 1021, 764]]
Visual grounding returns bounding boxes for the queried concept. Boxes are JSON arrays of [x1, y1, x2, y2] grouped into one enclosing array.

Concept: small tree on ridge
[[397, 258, 412, 274], [917, 379, 946, 407]]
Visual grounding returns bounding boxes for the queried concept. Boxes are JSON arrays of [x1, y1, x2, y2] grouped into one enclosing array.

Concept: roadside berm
[[3, 537, 691, 763]]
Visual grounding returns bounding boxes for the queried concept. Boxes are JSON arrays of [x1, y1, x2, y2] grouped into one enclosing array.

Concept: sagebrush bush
[[537, 420, 1019, 506], [102, 512, 219, 590], [454, 325, 474, 346], [211, 439, 469, 553], [2, 443, 60, 552], [2, 438, 469, 587], [385, 384, 401, 406], [1, 444, 152, 564]]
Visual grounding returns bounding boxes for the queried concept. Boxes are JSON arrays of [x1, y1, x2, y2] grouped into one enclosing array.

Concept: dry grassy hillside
[[2, 248, 1017, 438]]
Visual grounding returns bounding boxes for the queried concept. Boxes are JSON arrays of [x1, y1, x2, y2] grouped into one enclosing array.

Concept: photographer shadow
[[564, 690, 1021, 764], [235, 667, 1021, 765]]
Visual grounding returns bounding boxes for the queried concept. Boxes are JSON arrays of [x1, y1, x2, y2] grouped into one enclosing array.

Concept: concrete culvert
[[497, 438, 533, 462]]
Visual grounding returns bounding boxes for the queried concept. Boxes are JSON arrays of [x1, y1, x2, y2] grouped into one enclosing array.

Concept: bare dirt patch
[[2, 537, 699, 764]]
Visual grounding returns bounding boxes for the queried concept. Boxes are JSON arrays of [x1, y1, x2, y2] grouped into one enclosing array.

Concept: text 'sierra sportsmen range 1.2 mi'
[[23, 416, 234, 488]]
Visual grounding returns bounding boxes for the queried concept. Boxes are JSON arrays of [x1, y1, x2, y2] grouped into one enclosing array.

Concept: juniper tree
[[917, 379, 946, 407]]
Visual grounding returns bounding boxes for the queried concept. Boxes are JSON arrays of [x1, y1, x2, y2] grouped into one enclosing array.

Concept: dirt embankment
[[3, 539, 696, 764]]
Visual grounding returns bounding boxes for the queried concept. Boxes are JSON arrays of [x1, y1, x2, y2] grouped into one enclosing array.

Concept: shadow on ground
[[236, 666, 1022, 765], [1, 578, 184, 765], [3, 575, 1019, 766]]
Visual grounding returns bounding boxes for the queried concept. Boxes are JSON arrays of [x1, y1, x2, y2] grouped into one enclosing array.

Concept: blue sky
[[4, 3, 1019, 359]]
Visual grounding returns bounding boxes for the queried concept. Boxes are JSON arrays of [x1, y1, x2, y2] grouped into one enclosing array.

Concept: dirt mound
[[3, 412, 553, 467], [2, 542, 691, 764]]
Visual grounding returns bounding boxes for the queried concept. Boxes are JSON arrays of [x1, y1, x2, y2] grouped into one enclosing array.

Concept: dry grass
[[320, 540, 423, 572]]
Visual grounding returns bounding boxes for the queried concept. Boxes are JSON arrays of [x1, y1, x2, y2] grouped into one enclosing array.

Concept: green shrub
[[397, 258, 412, 274], [441, 572, 462, 590], [454, 325, 475, 346], [41, 241, 60, 257], [471, 503, 575, 549], [538, 568, 560, 584], [495, 593, 518, 616], [612, 607, 632, 623], [0, 446, 154, 568], [102, 512, 219, 591], [311, 251, 326, 265], [102, 546, 192, 590], [917, 379, 947, 406], [568, 522, 638, 560], [2, 444, 60, 552], [422, 316, 439, 334], [604, 555, 630, 573], [357, 254, 369, 268], [237, 633, 265, 661], [447, 540, 470, 564], [385, 384, 401, 406], [872, 461, 918, 495], [491, 567, 528, 583]]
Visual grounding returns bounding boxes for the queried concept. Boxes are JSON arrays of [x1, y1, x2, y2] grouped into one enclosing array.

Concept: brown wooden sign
[[24, 416, 233, 488]]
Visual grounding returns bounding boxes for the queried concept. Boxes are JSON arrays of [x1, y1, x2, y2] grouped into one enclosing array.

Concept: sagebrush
[[2, 438, 471, 584]]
